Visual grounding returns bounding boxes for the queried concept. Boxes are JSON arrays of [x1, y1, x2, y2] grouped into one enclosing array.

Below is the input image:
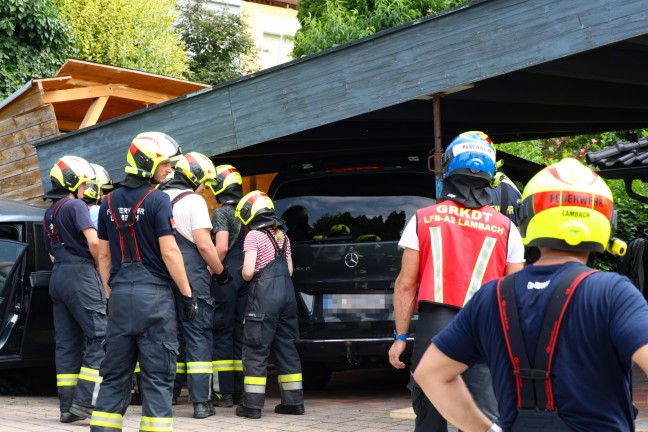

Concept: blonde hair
[[273, 226, 285, 244]]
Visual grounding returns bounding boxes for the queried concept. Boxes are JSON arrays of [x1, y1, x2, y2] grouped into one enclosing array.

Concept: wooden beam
[[43, 85, 170, 105], [80, 96, 109, 128]]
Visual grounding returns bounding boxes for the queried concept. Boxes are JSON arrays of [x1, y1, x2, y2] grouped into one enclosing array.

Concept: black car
[[269, 159, 436, 388], [0, 199, 55, 390]]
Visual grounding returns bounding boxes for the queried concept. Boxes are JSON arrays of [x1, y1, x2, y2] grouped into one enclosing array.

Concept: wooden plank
[[0, 169, 43, 191], [0, 155, 40, 182], [0, 120, 58, 155], [80, 96, 109, 128], [42, 85, 170, 105], [0, 84, 45, 121], [2, 181, 45, 202], [0, 105, 58, 139]]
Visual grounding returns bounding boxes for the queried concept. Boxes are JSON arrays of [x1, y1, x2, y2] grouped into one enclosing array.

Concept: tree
[[53, 0, 188, 79], [292, 0, 469, 58], [177, 0, 259, 85], [0, 0, 77, 99]]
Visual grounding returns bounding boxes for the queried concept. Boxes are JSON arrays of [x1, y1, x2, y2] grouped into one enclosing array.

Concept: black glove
[[182, 294, 198, 322], [213, 266, 233, 286]]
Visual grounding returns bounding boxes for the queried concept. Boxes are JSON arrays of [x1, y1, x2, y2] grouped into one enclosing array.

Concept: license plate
[[323, 293, 391, 312]]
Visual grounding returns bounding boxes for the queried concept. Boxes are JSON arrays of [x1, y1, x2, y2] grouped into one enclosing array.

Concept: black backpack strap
[[106, 187, 155, 263], [498, 264, 597, 410], [171, 191, 194, 207], [263, 227, 287, 257], [499, 182, 509, 218]]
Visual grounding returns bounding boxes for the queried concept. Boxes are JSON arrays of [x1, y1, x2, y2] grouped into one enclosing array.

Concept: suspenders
[[264, 228, 287, 257], [497, 265, 597, 411], [171, 191, 194, 207], [44, 198, 72, 246], [106, 188, 156, 264]]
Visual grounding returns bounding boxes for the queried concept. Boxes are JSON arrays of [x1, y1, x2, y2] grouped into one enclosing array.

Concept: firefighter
[[234, 191, 305, 419], [161, 152, 232, 418], [210, 164, 246, 407], [43, 155, 107, 423], [82, 163, 114, 228], [90, 132, 198, 432]]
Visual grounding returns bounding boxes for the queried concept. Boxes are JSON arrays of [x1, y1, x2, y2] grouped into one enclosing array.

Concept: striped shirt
[[243, 228, 292, 274]]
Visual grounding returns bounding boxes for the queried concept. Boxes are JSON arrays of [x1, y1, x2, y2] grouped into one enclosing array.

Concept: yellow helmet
[[517, 158, 621, 254], [174, 152, 217, 188], [49, 156, 94, 193], [211, 164, 243, 203], [125, 132, 182, 178], [84, 163, 113, 201], [236, 190, 283, 230]]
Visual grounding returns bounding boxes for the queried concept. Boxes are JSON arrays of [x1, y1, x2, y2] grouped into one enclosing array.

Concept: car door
[[0, 240, 28, 353]]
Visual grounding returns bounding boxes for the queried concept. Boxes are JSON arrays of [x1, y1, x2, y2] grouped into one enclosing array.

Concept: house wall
[[241, 1, 300, 69]]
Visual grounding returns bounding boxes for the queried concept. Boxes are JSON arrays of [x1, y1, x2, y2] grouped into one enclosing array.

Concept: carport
[[34, 0, 648, 188]]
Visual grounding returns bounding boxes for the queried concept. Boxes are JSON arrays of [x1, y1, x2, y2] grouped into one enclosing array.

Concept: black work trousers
[[411, 303, 498, 432]]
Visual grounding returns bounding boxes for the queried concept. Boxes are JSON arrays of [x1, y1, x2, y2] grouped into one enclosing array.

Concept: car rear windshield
[[272, 171, 435, 243]]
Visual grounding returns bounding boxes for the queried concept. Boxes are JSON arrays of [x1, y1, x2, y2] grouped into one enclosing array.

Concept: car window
[[273, 171, 436, 243], [0, 240, 27, 305]]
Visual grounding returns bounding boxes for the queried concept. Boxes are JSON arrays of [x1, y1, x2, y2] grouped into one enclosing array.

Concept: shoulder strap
[[263, 228, 286, 256], [171, 191, 194, 207], [106, 187, 155, 263], [498, 264, 597, 411], [498, 183, 509, 218], [43, 198, 72, 245]]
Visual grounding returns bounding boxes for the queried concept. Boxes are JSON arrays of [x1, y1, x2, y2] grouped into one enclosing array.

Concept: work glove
[[182, 294, 198, 322], [213, 265, 233, 286]]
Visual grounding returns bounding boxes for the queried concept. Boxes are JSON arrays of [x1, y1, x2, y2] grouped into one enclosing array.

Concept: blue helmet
[[443, 131, 496, 181]]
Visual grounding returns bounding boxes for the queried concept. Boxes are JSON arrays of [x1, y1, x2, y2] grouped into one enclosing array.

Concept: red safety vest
[[416, 200, 510, 308]]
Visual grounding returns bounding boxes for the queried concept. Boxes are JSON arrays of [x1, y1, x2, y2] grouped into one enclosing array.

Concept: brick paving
[[1, 367, 648, 431]]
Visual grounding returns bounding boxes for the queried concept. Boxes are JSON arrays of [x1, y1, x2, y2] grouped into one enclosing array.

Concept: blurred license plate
[[323, 294, 388, 312]]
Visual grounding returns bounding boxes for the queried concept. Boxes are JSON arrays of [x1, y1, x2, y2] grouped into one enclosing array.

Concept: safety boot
[[69, 403, 93, 420], [213, 393, 233, 407], [60, 412, 82, 423], [193, 401, 216, 419], [274, 403, 305, 415], [235, 405, 262, 419]]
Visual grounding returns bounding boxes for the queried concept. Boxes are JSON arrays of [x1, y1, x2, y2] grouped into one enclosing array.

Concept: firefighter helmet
[[235, 190, 283, 230], [174, 152, 217, 188], [210, 164, 243, 204], [517, 158, 624, 254], [50, 156, 95, 193], [443, 131, 496, 181], [125, 132, 182, 178], [84, 163, 113, 201]]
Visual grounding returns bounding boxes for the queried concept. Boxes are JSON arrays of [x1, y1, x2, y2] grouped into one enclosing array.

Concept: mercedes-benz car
[[268, 157, 436, 388]]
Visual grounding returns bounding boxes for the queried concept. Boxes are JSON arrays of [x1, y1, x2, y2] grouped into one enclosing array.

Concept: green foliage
[[499, 130, 648, 271], [0, 0, 76, 99], [293, 0, 469, 58], [53, 0, 188, 78], [177, 0, 259, 85]]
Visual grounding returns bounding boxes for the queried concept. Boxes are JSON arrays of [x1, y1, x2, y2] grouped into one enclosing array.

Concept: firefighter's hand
[[182, 295, 198, 322], [389, 340, 407, 369], [213, 266, 233, 286]]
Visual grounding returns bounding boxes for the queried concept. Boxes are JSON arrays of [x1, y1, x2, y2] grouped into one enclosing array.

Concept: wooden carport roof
[[34, 0, 648, 188], [36, 60, 208, 131]]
